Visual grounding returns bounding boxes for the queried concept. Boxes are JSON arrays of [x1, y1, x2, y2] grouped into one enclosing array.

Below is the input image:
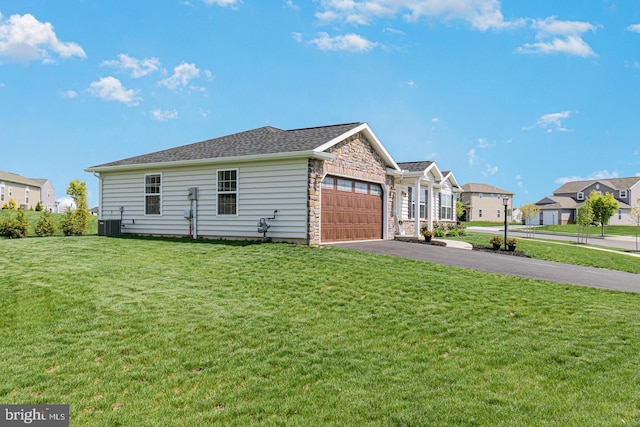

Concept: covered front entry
[[321, 176, 383, 242]]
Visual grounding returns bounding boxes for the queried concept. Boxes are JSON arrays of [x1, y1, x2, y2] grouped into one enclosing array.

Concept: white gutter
[[85, 150, 335, 173]]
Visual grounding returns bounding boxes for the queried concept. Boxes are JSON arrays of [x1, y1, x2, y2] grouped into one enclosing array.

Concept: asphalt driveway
[[331, 240, 640, 293]]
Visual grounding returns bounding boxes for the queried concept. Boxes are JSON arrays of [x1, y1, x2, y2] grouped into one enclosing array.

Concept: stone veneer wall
[[307, 132, 395, 246]]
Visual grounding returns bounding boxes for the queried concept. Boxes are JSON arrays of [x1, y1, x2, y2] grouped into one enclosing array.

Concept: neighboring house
[[393, 161, 461, 236], [0, 170, 42, 210], [459, 183, 514, 222], [30, 178, 56, 211], [86, 123, 407, 245], [535, 177, 640, 225]]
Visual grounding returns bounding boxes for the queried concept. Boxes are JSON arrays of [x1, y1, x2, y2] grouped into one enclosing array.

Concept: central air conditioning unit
[[98, 219, 122, 237]]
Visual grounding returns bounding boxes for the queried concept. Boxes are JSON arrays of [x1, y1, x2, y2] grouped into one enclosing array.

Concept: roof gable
[[553, 177, 640, 195]]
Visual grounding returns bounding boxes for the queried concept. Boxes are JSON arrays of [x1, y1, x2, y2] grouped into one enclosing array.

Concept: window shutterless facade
[[0, 182, 4, 202], [440, 193, 453, 220], [145, 174, 162, 215], [217, 169, 238, 215]]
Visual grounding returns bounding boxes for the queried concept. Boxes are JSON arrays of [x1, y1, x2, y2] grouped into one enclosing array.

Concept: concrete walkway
[[330, 239, 640, 293]]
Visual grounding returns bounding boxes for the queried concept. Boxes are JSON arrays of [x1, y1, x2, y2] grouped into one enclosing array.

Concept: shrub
[[7, 198, 17, 210], [0, 211, 29, 238], [59, 179, 90, 236], [35, 210, 56, 237], [434, 228, 446, 238], [35, 201, 43, 211]]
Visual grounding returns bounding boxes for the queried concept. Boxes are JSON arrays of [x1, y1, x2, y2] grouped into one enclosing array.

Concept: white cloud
[[285, 0, 300, 11], [554, 170, 619, 184], [467, 148, 476, 166], [88, 76, 141, 106], [59, 90, 77, 99], [383, 27, 405, 35], [102, 54, 161, 78], [524, 110, 574, 133], [407, 80, 416, 88], [0, 12, 86, 63], [203, 0, 242, 7], [150, 108, 178, 122], [483, 164, 498, 176], [309, 32, 378, 52], [314, 0, 524, 31], [291, 32, 303, 43], [516, 17, 599, 57], [159, 62, 208, 90], [431, 117, 440, 123], [477, 137, 495, 148], [626, 24, 640, 33]]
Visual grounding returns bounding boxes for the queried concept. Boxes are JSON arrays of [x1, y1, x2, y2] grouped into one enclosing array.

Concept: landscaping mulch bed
[[472, 244, 530, 257], [395, 236, 447, 246]]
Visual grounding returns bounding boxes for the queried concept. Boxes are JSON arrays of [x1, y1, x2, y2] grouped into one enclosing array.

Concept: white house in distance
[[85, 122, 462, 245], [535, 176, 640, 226]]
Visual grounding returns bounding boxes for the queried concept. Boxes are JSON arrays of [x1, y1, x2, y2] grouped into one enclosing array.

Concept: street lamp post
[[502, 197, 509, 251]]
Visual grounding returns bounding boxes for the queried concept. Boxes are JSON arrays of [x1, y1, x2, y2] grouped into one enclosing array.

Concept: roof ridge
[[286, 122, 362, 132]]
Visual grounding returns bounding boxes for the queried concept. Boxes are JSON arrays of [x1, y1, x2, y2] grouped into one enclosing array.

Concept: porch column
[[414, 177, 421, 237], [428, 181, 434, 231]]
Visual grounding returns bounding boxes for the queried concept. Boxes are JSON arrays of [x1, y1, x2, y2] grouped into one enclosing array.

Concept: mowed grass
[[0, 210, 98, 236], [2, 237, 640, 426], [449, 233, 640, 274]]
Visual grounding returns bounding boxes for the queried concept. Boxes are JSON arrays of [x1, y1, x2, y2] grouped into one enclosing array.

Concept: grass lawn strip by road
[[448, 232, 640, 274], [2, 237, 640, 425]]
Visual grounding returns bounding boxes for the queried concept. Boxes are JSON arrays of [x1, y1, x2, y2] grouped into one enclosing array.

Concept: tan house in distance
[[0, 170, 55, 210], [460, 183, 514, 222]]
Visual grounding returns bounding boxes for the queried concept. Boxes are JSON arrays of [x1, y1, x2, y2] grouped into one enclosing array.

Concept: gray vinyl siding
[[99, 159, 309, 239]]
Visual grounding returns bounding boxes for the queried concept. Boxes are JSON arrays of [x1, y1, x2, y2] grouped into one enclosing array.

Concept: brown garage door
[[321, 176, 383, 242]]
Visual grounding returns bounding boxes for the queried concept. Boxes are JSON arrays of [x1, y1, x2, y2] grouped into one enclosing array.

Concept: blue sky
[[2, 1, 640, 208]]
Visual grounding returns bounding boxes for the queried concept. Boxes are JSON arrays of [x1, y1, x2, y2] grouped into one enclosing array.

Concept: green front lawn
[[447, 232, 640, 274], [2, 237, 640, 425], [533, 224, 639, 237]]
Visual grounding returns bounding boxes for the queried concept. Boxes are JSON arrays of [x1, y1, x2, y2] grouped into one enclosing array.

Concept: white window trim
[[577, 192, 584, 201], [620, 190, 628, 199], [144, 173, 162, 216], [0, 182, 4, 202], [25, 186, 29, 204], [217, 168, 239, 216]]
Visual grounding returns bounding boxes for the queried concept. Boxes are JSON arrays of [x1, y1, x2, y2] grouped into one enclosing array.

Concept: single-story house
[[535, 177, 640, 225], [459, 183, 514, 222], [86, 122, 462, 245]]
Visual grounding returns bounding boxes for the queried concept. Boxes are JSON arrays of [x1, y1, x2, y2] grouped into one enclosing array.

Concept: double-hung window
[[407, 187, 428, 219], [217, 169, 238, 215], [0, 182, 4, 202], [25, 187, 29, 205], [440, 193, 453, 220], [145, 174, 162, 215]]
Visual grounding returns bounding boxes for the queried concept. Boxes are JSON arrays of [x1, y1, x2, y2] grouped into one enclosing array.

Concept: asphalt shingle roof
[[88, 123, 364, 169], [554, 177, 640, 194], [461, 183, 513, 195], [0, 170, 41, 187], [396, 161, 434, 172]]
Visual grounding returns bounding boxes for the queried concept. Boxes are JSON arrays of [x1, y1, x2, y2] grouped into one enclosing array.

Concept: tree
[[518, 203, 540, 238], [629, 197, 640, 252], [576, 198, 594, 244], [35, 201, 43, 211], [587, 190, 618, 237], [35, 210, 57, 237], [59, 179, 90, 236], [456, 200, 464, 221]]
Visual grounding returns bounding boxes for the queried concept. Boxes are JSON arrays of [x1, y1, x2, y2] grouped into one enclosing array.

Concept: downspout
[[193, 198, 198, 239], [414, 177, 421, 237], [428, 181, 434, 231], [92, 171, 101, 220]]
